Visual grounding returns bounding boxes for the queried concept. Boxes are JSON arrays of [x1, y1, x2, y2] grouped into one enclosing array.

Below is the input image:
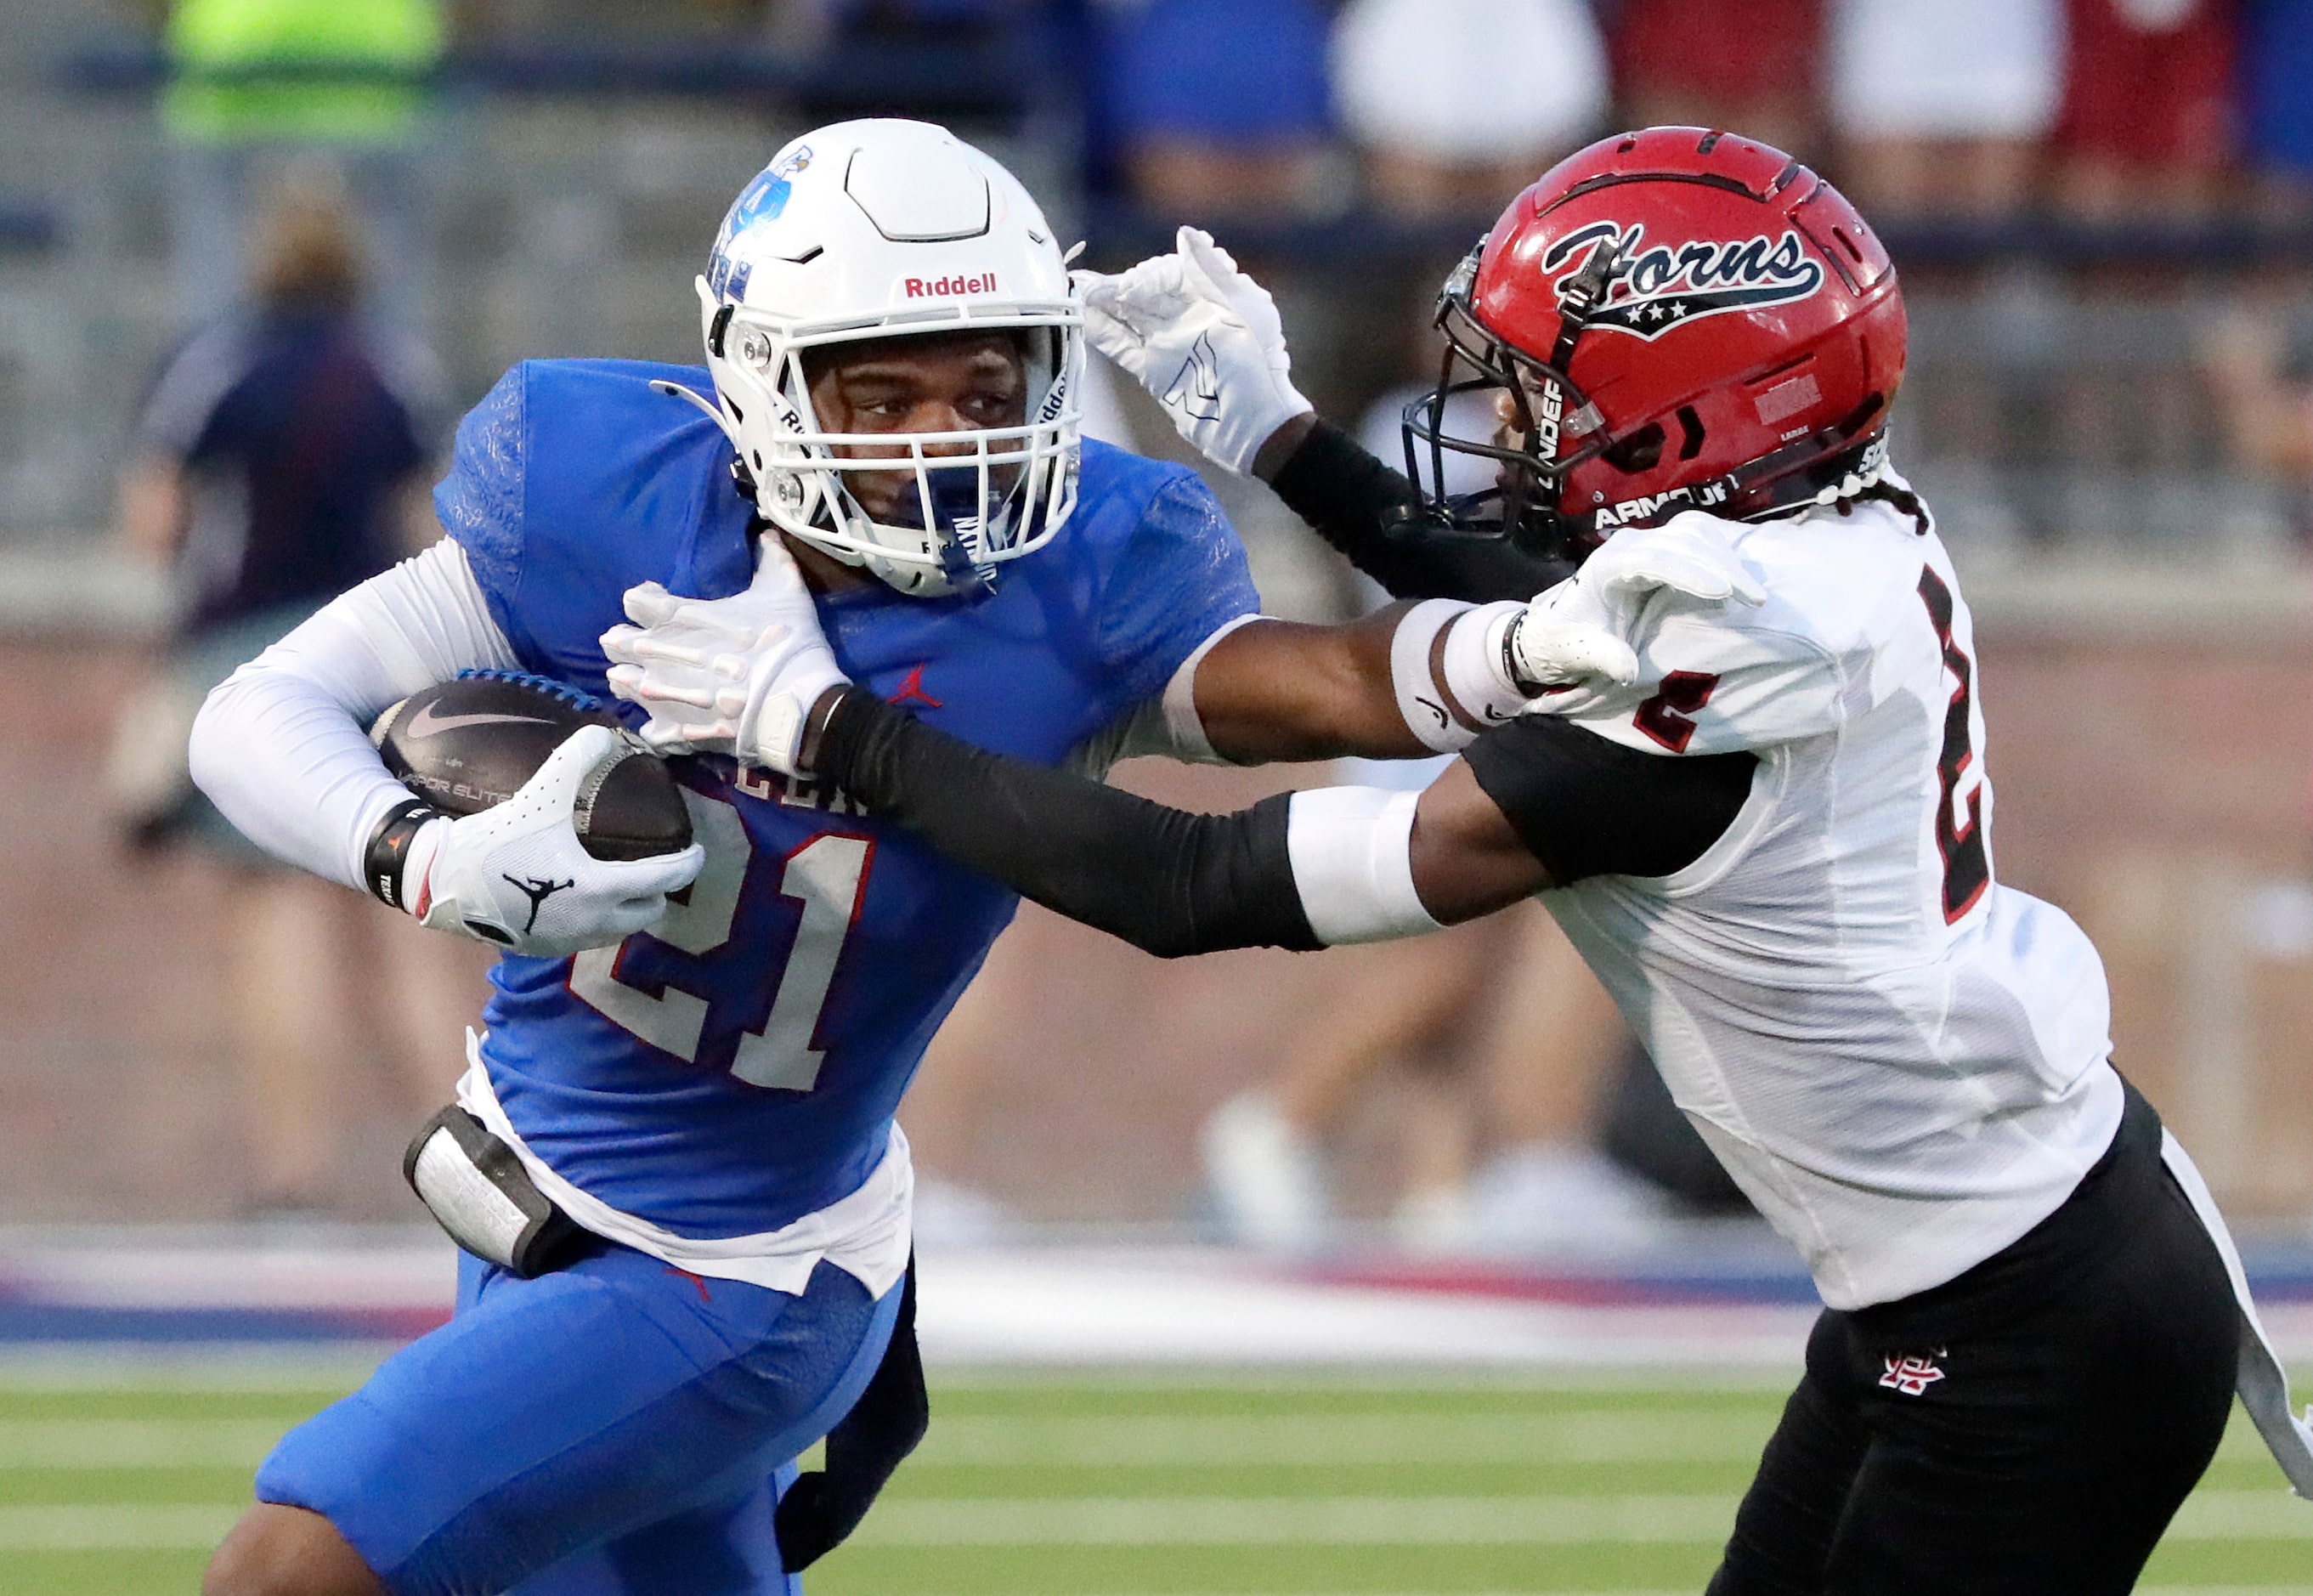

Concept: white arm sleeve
[[1285, 785, 1442, 945], [188, 539, 522, 891]]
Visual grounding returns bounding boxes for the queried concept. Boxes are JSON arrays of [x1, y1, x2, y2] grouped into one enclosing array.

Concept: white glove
[[1509, 512, 1768, 710], [402, 724, 704, 956], [1072, 226, 1314, 474], [601, 535, 850, 775]]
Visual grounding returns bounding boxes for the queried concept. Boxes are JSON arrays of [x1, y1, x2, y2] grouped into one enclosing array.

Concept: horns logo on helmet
[[1544, 221, 1825, 342], [1401, 127, 1906, 562]]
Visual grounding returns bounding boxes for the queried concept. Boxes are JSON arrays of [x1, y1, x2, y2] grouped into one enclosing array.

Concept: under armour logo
[[502, 874, 574, 934], [1879, 1352, 1947, 1396], [887, 663, 944, 709], [1161, 333, 1224, 422]]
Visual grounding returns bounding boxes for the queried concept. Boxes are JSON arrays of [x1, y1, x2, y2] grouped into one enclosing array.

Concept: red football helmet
[[1405, 127, 1907, 558]]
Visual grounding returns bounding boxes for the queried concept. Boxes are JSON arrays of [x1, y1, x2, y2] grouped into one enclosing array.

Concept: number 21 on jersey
[[569, 790, 871, 1091]]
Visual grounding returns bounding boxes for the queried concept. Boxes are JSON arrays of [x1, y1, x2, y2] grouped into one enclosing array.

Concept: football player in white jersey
[[605, 128, 2313, 1592]]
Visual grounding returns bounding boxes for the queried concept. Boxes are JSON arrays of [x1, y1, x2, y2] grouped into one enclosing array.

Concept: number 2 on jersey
[[1917, 568, 1990, 922], [1633, 670, 1722, 752], [569, 790, 871, 1091]]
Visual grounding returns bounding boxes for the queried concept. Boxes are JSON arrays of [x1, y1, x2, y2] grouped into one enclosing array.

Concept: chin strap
[[656, 375, 783, 527], [932, 525, 994, 596], [1544, 233, 1626, 371], [657, 378, 879, 579], [651, 377, 741, 447]]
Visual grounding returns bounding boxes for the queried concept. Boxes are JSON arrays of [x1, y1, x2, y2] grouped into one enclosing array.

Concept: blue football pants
[[256, 1242, 901, 1596]]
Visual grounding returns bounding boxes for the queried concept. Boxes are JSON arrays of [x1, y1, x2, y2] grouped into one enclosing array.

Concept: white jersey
[[1535, 501, 2124, 1310]]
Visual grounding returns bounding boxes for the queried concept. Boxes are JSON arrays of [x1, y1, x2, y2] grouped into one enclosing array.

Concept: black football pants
[[1707, 1083, 2240, 1596]]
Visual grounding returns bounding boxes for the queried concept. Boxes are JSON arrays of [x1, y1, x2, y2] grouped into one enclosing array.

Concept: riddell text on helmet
[[903, 272, 998, 298]]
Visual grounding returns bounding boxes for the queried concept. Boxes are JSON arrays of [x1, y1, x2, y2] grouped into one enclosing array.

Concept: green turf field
[[0, 1361, 2306, 1595]]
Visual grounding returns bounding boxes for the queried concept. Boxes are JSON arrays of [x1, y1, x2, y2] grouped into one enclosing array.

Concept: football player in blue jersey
[[187, 117, 1629, 1596]]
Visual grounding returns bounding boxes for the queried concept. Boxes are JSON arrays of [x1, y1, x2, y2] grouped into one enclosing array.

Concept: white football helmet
[[661, 119, 1083, 597]]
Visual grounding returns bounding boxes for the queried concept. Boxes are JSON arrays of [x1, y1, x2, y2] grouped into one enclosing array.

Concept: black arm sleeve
[[1462, 716, 1758, 884], [1267, 419, 1575, 603], [816, 689, 1321, 958]]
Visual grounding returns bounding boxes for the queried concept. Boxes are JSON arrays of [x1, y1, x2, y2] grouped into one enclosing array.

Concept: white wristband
[[1390, 599, 1476, 752], [1439, 600, 1535, 735], [1286, 785, 1442, 946]]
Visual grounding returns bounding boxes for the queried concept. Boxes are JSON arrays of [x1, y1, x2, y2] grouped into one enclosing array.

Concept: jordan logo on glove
[[503, 874, 575, 935]]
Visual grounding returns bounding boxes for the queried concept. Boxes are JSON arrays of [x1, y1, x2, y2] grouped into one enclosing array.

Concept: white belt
[[456, 1031, 912, 1299], [2162, 1129, 2313, 1498]]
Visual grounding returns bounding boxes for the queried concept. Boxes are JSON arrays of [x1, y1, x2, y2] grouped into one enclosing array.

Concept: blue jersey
[[433, 359, 1258, 1237]]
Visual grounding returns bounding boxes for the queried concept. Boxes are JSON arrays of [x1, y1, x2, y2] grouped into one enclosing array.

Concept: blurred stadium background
[[3, 0, 2313, 1591]]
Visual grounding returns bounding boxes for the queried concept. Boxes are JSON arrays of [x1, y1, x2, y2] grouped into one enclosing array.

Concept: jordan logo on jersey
[[887, 664, 943, 709], [1542, 220, 1824, 342], [1879, 1353, 1947, 1396]]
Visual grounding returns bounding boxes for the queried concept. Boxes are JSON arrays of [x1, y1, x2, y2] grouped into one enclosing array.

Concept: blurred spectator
[[829, 0, 1028, 27], [2241, 0, 2313, 211], [1097, 0, 1333, 218], [2051, 0, 2234, 218], [108, 173, 481, 1212], [1828, 0, 2061, 218], [162, 0, 446, 337], [2203, 311, 2313, 478], [1606, 0, 1825, 163], [1332, 0, 1609, 218], [1325, 3, 1605, 483], [1196, 341, 1665, 1256], [799, 2, 1035, 59], [1202, 888, 1677, 1254]]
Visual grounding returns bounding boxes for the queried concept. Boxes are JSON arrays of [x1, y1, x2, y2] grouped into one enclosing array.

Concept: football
[[370, 672, 693, 863]]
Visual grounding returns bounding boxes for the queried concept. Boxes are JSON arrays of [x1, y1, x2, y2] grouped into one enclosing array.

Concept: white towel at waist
[[457, 1031, 912, 1299]]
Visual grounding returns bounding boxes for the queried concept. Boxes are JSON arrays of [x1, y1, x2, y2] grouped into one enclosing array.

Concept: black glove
[[774, 1259, 928, 1572]]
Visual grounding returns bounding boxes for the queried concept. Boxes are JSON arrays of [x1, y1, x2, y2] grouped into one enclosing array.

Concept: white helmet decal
[[666, 120, 1083, 598], [706, 144, 814, 303]]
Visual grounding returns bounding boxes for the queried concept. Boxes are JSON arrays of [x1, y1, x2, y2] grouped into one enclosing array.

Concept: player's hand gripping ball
[[370, 672, 701, 954]]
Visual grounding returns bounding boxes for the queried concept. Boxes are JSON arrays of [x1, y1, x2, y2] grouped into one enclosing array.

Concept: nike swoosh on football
[[404, 703, 557, 738]]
